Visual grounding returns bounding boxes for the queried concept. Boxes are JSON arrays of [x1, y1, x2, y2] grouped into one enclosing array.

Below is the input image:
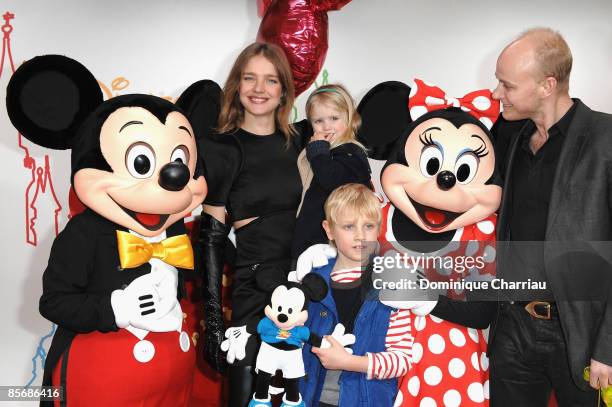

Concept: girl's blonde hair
[[305, 83, 365, 150], [324, 184, 381, 227], [217, 42, 296, 142]]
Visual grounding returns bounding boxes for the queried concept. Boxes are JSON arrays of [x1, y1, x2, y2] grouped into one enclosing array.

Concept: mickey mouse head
[[264, 274, 328, 330], [6, 55, 221, 236]]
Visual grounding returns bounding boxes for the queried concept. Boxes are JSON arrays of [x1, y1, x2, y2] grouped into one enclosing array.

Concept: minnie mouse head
[[358, 79, 502, 233], [6, 55, 221, 236]]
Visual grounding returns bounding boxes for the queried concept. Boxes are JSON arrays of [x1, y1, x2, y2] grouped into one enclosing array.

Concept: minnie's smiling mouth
[[408, 195, 463, 231]]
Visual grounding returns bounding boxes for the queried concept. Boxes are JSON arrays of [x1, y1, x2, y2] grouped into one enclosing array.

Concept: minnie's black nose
[[436, 170, 456, 191], [158, 162, 189, 191], [277, 314, 288, 323]]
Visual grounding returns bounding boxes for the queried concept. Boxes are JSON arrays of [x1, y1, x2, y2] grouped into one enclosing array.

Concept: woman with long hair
[[198, 42, 302, 406]]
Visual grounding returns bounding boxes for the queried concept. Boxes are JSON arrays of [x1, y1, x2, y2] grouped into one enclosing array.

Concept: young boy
[[299, 184, 413, 407]]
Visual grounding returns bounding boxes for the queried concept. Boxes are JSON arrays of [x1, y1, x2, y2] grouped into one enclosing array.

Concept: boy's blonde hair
[[305, 83, 365, 150], [324, 184, 381, 226]]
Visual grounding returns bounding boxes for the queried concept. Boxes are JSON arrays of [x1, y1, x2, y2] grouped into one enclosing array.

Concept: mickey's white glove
[[131, 302, 184, 332], [111, 272, 160, 329], [288, 244, 337, 282], [111, 259, 184, 332], [321, 323, 356, 354], [134, 259, 183, 332], [148, 259, 179, 317], [220, 326, 251, 364]]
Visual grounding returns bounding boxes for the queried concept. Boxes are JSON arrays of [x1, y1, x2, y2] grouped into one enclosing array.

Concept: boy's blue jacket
[[257, 317, 310, 347], [300, 258, 398, 407]]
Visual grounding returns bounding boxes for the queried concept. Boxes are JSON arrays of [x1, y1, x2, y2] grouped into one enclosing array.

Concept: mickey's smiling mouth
[[111, 198, 169, 231], [408, 195, 463, 231]]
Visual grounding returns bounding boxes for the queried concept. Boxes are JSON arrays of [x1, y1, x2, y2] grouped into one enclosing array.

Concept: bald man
[[433, 27, 612, 406], [493, 27, 612, 405]]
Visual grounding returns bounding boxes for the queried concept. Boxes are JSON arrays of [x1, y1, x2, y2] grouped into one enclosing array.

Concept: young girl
[[292, 84, 371, 262]]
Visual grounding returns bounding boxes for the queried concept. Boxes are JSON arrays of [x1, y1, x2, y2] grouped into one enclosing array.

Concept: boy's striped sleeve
[[366, 309, 413, 379]]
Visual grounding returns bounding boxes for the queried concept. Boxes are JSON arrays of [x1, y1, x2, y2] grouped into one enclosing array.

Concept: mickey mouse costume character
[[6, 55, 220, 406]]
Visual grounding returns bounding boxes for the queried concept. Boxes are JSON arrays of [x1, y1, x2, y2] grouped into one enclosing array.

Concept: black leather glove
[[199, 213, 231, 373]]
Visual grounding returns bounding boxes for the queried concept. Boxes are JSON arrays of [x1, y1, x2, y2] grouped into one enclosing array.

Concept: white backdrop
[[1, 1, 611, 405]]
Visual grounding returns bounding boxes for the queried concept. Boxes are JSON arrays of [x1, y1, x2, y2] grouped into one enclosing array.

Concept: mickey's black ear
[[6, 55, 103, 150], [301, 273, 328, 302], [175, 80, 222, 140], [357, 81, 412, 160]]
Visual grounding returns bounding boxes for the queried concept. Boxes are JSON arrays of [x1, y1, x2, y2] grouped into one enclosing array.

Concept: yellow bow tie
[[116, 231, 194, 270]]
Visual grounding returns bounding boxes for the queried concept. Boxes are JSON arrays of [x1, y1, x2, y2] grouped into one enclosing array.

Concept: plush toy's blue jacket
[[257, 317, 310, 347]]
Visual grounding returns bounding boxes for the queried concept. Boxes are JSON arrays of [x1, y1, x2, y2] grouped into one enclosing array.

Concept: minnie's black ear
[[301, 273, 328, 302], [357, 81, 412, 160], [6, 55, 103, 150], [175, 80, 222, 140]]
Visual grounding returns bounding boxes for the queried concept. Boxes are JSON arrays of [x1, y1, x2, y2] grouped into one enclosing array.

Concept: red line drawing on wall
[[2, 12, 63, 245], [29, 156, 63, 239], [0, 12, 15, 72]]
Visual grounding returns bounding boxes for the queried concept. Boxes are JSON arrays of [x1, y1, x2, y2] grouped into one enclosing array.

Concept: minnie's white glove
[[288, 244, 337, 282], [379, 268, 438, 315], [409, 301, 438, 316]]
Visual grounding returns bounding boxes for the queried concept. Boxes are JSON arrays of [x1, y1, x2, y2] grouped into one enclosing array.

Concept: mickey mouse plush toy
[[224, 273, 353, 407], [6, 55, 220, 406]]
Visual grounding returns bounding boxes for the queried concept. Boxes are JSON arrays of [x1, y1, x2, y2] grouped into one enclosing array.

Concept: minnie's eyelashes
[[419, 132, 436, 147], [473, 144, 489, 158], [420, 131, 488, 158]]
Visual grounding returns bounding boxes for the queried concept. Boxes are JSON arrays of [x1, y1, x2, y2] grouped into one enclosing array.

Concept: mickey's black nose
[[277, 314, 288, 323], [158, 162, 190, 191], [436, 170, 456, 191]]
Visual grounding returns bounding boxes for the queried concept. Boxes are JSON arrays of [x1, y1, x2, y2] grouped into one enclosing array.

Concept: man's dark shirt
[[505, 101, 578, 299]]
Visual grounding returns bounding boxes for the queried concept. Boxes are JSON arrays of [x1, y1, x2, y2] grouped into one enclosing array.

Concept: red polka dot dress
[[378, 203, 496, 407]]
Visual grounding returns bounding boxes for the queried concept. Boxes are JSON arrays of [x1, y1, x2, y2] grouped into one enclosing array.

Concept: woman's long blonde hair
[[305, 83, 365, 150], [217, 42, 296, 142]]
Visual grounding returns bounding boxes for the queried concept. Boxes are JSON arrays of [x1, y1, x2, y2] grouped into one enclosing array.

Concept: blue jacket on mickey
[[257, 317, 310, 347], [299, 258, 398, 407]]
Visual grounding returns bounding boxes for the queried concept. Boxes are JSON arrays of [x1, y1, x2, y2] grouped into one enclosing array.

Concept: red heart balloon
[[257, 0, 352, 96]]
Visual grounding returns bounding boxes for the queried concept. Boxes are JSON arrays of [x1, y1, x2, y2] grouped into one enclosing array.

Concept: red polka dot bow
[[408, 79, 500, 129]]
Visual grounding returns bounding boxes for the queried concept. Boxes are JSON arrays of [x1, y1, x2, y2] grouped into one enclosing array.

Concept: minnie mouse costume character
[[6, 55, 220, 406], [355, 79, 502, 406]]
